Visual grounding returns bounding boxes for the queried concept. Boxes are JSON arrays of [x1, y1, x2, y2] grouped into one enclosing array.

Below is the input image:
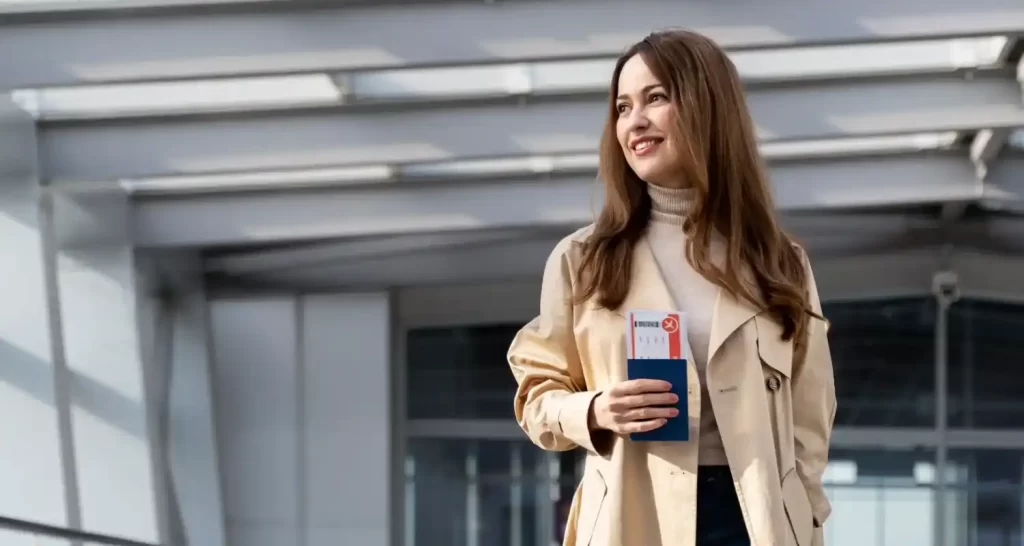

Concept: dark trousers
[[696, 466, 751, 546]]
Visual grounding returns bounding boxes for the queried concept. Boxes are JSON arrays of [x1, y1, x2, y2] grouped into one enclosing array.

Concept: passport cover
[[626, 358, 689, 442]]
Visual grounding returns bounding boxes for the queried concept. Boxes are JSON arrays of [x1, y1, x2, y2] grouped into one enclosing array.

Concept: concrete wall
[[209, 292, 392, 546], [0, 85, 71, 543]]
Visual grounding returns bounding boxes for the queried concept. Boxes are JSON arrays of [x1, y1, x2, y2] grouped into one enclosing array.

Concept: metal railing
[[0, 515, 160, 546]]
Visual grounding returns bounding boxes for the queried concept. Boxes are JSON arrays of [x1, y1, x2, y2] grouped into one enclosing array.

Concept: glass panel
[[11, 74, 343, 118], [732, 36, 1008, 81], [529, 59, 613, 94], [1010, 129, 1024, 150], [352, 64, 531, 100], [825, 298, 936, 427], [408, 297, 939, 425], [946, 449, 1024, 546], [406, 438, 567, 546], [407, 325, 521, 420], [824, 448, 937, 546], [760, 132, 958, 160], [948, 299, 1024, 428]]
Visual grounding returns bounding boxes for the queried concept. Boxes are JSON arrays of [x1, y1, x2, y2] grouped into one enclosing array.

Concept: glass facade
[[403, 297, 1024, 546], [948, 300, 1024, 429], [827, 298, 937, 428]]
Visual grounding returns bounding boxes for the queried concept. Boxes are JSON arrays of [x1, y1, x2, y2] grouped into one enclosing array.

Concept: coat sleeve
[[793, 252, 838, 527], [507, 238, 612, 455]]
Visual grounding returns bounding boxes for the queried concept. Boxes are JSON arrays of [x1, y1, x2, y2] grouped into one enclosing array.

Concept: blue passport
[[626, 358, 689, 442]]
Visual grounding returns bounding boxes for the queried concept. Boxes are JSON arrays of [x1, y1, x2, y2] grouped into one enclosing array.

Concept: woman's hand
[[588, 379, 680, 434]]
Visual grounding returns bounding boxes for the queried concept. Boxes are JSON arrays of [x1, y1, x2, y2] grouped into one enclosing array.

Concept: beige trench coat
[[507, 226, 836, 546]]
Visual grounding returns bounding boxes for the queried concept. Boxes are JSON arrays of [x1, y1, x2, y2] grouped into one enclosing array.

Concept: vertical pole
[[535, 452, 555, 546], [466, 442, 479, 546], [932, 270, 959, 546], [294, 296, 307, 546], [404, 456, 416, 546], [509, 444, 522, 546]]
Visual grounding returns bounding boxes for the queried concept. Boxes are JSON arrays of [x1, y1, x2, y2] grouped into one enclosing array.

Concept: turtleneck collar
[[647, 183, 697, 226]]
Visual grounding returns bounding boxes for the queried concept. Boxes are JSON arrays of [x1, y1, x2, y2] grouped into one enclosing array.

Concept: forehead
[[617, 54, 662, 96]]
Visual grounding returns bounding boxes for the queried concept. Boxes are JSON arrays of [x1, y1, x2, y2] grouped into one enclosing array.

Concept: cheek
[[651, 109, 676, 135], [615, 121, 630, 151]]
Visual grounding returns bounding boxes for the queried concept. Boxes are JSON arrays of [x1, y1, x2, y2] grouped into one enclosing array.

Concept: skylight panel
[[761, 132, 959, 160], [11, 74, 342, 118], [732, 36, 1009, 81]]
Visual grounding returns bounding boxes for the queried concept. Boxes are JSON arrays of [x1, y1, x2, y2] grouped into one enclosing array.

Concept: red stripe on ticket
[[661, 314, 682, 359], [626, 310, 687, 360]]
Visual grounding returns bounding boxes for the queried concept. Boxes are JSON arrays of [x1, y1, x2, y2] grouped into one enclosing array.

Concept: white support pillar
[[0, 87, 70, 532], [300, 292, 391, 546], [209, 291, 392, 546], [158, 254, 228, 546], [54, 243, 167, 544], [210, 297, 301, 546]]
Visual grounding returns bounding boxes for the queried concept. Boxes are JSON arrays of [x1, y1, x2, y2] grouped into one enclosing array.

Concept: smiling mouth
[[632, 137, 663, 155]]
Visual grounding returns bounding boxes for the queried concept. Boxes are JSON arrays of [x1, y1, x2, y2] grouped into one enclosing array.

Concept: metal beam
[[0, 0, 442, 19], [206, 218, 951, 291], [402, 419, 1024, 451], [127, 155, 1023, 248], [379, 247, 1024, 326], [203, 226, 576, 274], [207, 219, 1024, 293], [11, 43, 1014, 121], [386, 249, 1010, 327], [1, 0, 1023, 88], [39, 73, 1023, 181], [205, 213, 935, 276]]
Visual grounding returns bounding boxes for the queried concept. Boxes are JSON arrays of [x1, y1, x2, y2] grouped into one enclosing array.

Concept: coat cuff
[[811, 497, 832, 528], [555, 391, 611, 455]]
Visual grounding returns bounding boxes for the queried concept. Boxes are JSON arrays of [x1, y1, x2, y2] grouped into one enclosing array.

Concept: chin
[[632, 164, 670, 185]]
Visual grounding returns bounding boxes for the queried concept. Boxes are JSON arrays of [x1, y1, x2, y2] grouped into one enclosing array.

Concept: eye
[[616, 102, 631, 115], [648, 91, 669, 103]]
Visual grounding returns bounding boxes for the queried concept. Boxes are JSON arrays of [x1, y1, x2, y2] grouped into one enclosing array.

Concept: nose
[[623, 106, 650, 134]]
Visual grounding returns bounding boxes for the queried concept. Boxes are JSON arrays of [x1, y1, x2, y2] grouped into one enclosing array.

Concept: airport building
[[2, 1, 1024, 545]]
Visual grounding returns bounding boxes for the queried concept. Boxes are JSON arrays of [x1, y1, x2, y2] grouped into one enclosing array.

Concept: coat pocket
[[574, 467, 608, 546], [780, 468, 814, 546]]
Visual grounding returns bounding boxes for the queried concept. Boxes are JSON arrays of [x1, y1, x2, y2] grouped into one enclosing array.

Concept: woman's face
[[614, 54, 685, 188]]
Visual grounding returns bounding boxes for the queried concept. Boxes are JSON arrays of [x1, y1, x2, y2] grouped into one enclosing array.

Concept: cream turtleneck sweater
[[645, 183, 728, 466]]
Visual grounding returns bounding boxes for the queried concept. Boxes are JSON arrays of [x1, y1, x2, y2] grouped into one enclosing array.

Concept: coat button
[[766, 376, 781, 391]]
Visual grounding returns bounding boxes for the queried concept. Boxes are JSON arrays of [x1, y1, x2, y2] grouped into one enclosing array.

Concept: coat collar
[[618, 236, 761, 364]]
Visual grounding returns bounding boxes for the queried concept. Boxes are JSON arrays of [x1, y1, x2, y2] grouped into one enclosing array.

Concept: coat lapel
[[707, 266, 761, 364]]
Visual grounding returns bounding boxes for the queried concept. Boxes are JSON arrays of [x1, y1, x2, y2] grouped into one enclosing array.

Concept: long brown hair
[[576, 29, 813, 342]]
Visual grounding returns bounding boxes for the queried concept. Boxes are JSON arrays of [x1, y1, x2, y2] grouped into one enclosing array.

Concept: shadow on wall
[[0, 338, 148, 440]]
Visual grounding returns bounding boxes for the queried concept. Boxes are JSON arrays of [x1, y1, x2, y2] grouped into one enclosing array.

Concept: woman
[[507, 30, 836, 546]]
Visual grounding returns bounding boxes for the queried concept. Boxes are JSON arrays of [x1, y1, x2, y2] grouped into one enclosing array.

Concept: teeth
[[635, 140, 655, 152]]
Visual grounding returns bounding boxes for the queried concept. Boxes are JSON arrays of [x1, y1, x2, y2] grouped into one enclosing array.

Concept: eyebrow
[[616, 84, 664, 101]]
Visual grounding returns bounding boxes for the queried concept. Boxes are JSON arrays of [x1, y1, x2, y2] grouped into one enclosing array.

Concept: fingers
[[610, 378, 673, 396], [597, 379, 683, 434], [613, 392, 678, 411], [621, 405, 679, 422], [616, 418, 668, 434]]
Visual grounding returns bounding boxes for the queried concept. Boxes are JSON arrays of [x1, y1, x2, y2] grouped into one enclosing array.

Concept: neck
[[647, 183, 696, 226]]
